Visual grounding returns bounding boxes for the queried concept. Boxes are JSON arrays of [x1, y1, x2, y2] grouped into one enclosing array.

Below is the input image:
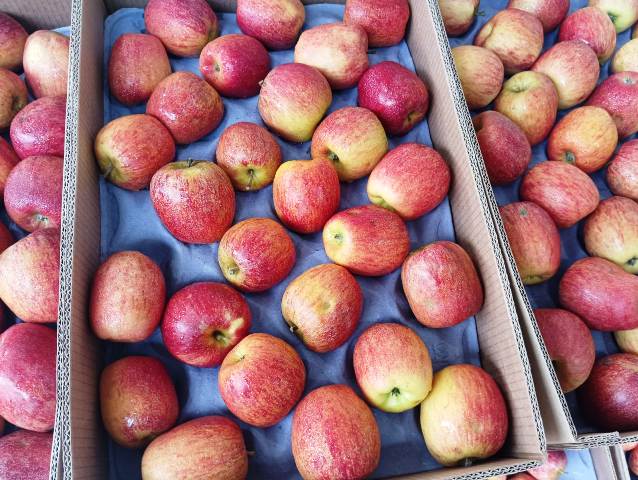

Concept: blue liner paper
[[562, 449, 596, 479]]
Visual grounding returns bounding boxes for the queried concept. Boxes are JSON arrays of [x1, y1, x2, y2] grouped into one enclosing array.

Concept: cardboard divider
[[611, 445, 633, 480], [590, 446, 622, 480]]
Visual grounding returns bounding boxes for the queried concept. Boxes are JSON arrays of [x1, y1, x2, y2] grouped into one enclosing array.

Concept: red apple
[[199, 34, 270, 98], [219, 333, 305, 427], [281, 263, 363, 353], [547, 106, 618, 173], [528, 450, 568, 480], [145, 0, 218, 57], [311, 106, 388, 182], [559, 257, 638, 331], [0, 222, 14, 254], [147, 71, 224, 144], [452, 45, 504, 110], [94, 114, 175, 191], [0, 323, 56, 432], [150, 160, 235, 243], [0, 68, 27, 129], [141, 416, 248, 480], [354, 323, 432, 412], [607, 139, 638, 201], [499, 202, 561, 285], [237, 0, 305, 50], [0, 431, 52, 480], [590, 0, 638, 32], [218, 217, 296, 292], [0, 13, 27, 71], [507, 0, 569, 32], [292, 384, 380, 479], [402, 241, 484, 328], [420, 364, 508, 466], [630, 446, 638, 475], [532, 40, 600, 109], [611, 38, 638, 73], [23, 30, 69, 98], [90, 251, 166, 343], [0, 228, 59, 324], [440, 0, 480, 35], [161, 282, 251, 367], [366, 143, 451, 220], [10, 95, 66, 159], [0, 137, 20, 195], [559, 7, 616, 62], [258, 63, 332, 142], [272, 158, 340, 234], [615, 328, 638, 354], [534, 308, 595, 393], [108, 33, 171, 106], [520, 161, 599, 228], [473, 111, 532, 185], [474, 8, 544, 74], [323, 205, 409, 276], [344, 0, 410, 47], [494, 71, 558, 145], [100, 356, 179, 448], [587, 71, 638, 139]]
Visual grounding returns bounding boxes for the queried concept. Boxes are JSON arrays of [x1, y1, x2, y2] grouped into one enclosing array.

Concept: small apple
[[0, 431, 52, 480], [507, 0, 569, 32], [0, 13, 27, 71], [587, 71, 638, 139], [10, 95, 66, 159], [272, 158, 340, 234], [0, 137, 20, 195], [612, 38, 638, 73], [528, 450, 568, 480], [344, 0, 410, 47], [282, 263, 363, 353], [90, 251, 166, 343], [0, 68, 27, 129], [150, 160, 235, 243], [161, 282, 251, 367], [615, 328, 638, 354], [607, 139, 638, 201], [323, 205, 410, 276], [558, 7, 616, 62], [23, 30, 69, 98], [439, 0, 480, 36], [452, 45, 504, 110], [219, 333, 306, 427], [590, 0, 638, 32], [237, 0, 305, 50]]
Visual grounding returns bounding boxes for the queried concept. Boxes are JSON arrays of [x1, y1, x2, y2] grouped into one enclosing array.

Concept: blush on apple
[[10, 95, 66, 160], [558, 7, 616, 62], [344, 0, 410, 47], [0, 68, 27, 129], [0, 222, 14, 254], [587, 71, 638, 139], [0, 430, 52, 480], [528, 450, 568, 480], [23, 30, 69, 98], [452, 45, 504, 110], [507, 0, 569, 32], [623, 441, 638, 452], [439, 0, 480, 35], [615, 328, 638, 355], [0, 137, 20, 195], [236, 0, 305, 50], [590, 0, 638, 32], [0, 12, 27, 71], [612, 38, 638, 73], [607, 139, 638, 201]]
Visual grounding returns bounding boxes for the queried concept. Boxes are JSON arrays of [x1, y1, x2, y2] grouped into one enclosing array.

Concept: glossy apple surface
[[10, 95, 66, 160], [236, 0, 305, 50], [0, 430, 52, 480], [587, 71, 638, 139], [0, 13, 27, 71], [615, 328, 638, 355], [0, 68, 27, 129], [607, 139, 638, 200], [0, 138, 19, 195], [558, 7, 616, 62], [23, 30, 69, 98], [452, 45, 504, 110], [344, 0, 410, 47], [508, 0, 569, 32], [440, 0, 480, 35], [590, 0, 638, 32]]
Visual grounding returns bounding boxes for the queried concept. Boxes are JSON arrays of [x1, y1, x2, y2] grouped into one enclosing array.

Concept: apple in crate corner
[[90, 251, 166, 343], [528, 450, 568, 480], [631, 447, 638, 476], [219, 333, 305, 427], [612, 38, 638, 73], [108, 33, 171, 106], [10, 95, 66, 159], [0, 323, 56, 432], [590, 0, 638, 32], [616, 328, 638, 355], [402, 241, 484, 328], [0, 138, 20, 195], [558, 7, 616, 62], [439, 0, 479, 36], [452, 45, 504, 111], [420, 364, 508, 466], [0, 68, 27, 129], [507, 0, 569, 32], [0, 431, 52, 480], [0, 13, 27, 71], [23, 30, 69, 98], [236, 0, 305, 50], [624, 442, 638, 451], [607, 139, 638, 201], [142, 416, 248, 480], [145, 0, 218, 57], [292, 385, 380, 480], [588, 71, 638, 139], [344, 0, 410, 47], [100, 356, 179, 448], [162, 282, 251, 367]]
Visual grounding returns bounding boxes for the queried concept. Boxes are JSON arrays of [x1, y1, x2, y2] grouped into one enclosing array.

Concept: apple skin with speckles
[[507, 0, 569, 32], [0, 68, 27, 129], [0, 138, 20, 195], [440, 0, 479, 35], [10, 96, 66, 160], [558, 7, 616, 62], [452, 45, 504, 110], [590, 0, 638, 33], [0, 13, 27, 71], [23, 30, 69, 98], [344, 0, 409, 47], [607, 139, 638, 201], [0, 430, 52, 480], [587, 71, 638, 139], [237, 0, 305, 50]]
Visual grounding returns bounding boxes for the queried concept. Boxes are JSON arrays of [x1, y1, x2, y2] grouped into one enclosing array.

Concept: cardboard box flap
[[0, 0, 70, 30]]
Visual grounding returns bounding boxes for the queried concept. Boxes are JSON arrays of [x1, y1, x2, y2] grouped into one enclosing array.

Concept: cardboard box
[[610, 444, 633, 480]]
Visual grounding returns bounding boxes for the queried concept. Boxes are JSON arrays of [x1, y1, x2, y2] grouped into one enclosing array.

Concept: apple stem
[[327, 151, 339, 163], [565, 152, 575, 164], [628, 257, 637, 267], [187, 158, 194, 168], [463, 458, 476, 467]]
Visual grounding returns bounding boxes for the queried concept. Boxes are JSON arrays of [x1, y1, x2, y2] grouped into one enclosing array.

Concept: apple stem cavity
[[390, 387, 401, 396], [212, 330, 228, 345], [187, 158, 195, 168], [608, 12, 618, 25], [327, 150, 340, 164], [628, 257, 637, 267], [565, 152, 576, 164]]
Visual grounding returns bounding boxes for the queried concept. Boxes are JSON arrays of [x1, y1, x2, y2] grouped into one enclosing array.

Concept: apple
[[272, 158, 340, 234], [147, 71, 224, 145], [520, 161, 599, 228], [474, 9, 544, 74], [579, 353, 638, 430], [23, 30, 69, 98], [0, 222, 14, 254], [90, 250, 166, 343], [624, 441, 638, 451], [558, 7, 616, 62], [0, 68, 27, 129], [630, 446, 638, 476], [615, 328, 638, 354], [100, 355, 179, 448], [108, 33, 171, 106], [323, 205, 410, 276], [281, 263, 363, 353], [258, 63, 332, 142], [507, 0, 569, 32], [144, 0, 218, 57], [94, 114, 175, 190], [587, 72, 638, 139], [10, 95, 66, 159], [452, 45, 504, 110], [294, 23, 368, 90], [590, 0, 638, 32], [0, 137, 20, 195], [532, 40, 600, 110], [344, 0, 410, 47], [494, 71, 558, 146], [439, 0, 479, 36], [218, 217, 296, 292], [528, 450, 568, 480], [607, 139, 638, 200], [236, 0, 305, 50], [511, 475, 535, 480], [420, 364, 508, 466], [402, 241, 484, 328], [141, 416, 248, 480], [473, 111, 532, 185], [219, 333, 306, 427], [0, 430, 52, 480], [612, 39, 638, 73], [534, 308, 595, 393], [366, 143, 451, 220], [150, 160, 235, 243], [4, 155, 63, 232], [547, 106, 618, 173], [310, 106, 388, 182], [0, 13, 27, 71], [559, 257, 638, 331], [199, 34, 270, 98], [499, 202, 561, 285], [0, 323, 56, 432], [0, 228, 59, 324], [291, 384, 380, 479], [161, 282, 251, 367]]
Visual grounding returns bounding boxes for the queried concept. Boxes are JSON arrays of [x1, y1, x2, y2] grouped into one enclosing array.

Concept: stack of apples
[[0, 11, 70, 480], [443, 0, 638, 435], [92, 0, 512, 478]]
